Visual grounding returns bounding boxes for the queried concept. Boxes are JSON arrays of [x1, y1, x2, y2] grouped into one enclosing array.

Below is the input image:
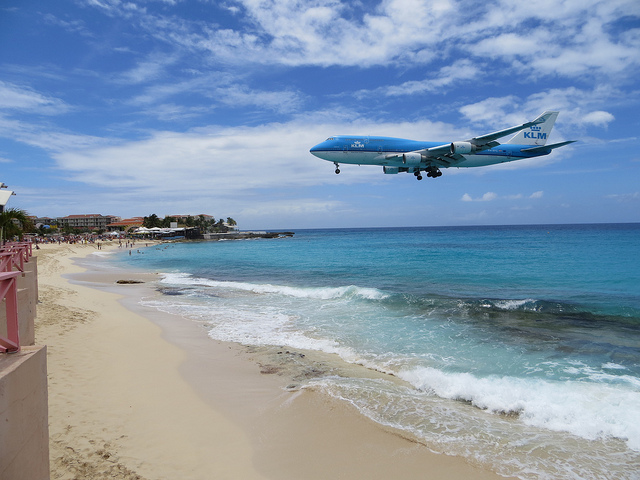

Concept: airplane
[[309, 111, 575, 180]]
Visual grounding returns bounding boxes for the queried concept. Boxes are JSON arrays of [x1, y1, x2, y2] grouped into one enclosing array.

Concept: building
[[57, 214, 119, 230], [107, 217, 144, 231]]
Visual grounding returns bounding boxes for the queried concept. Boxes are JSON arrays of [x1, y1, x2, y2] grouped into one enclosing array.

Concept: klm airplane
[[310, 111, 575, 180]]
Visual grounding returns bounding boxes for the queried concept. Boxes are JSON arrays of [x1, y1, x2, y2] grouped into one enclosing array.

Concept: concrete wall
[[17, 256, 38, 303], [0, 346, 50, 480]]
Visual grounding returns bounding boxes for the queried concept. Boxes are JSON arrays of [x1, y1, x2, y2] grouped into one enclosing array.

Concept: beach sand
[[35, 241, 511, 480]]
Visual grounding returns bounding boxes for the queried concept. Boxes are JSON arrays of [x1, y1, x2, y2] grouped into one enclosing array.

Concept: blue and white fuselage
[[310, 111, 575, 179]]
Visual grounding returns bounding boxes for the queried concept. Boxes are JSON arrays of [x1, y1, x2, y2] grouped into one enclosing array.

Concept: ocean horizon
[[107, 223, 640, 480]]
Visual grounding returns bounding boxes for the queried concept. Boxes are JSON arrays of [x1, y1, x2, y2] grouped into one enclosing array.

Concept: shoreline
[[36, 241, 511, 479]]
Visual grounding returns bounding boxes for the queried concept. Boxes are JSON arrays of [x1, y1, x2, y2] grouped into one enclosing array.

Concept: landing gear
[[334, 162, 340, 174], [426, 166, 442, 178], [413, 166, 440, 180]]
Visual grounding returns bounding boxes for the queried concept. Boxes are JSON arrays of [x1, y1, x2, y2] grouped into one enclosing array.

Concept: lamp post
[[0, 183, 17, 246]]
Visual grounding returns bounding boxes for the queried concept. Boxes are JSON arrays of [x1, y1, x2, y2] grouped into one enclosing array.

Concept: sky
[[1, 0, 639, 229]]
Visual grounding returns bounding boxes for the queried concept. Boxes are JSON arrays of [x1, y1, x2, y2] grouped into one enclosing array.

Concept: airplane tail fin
[[505, 111, 559, 146]]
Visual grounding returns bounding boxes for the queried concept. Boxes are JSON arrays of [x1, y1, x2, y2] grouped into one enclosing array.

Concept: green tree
[[0, 208, 33, 242], [215, 218, 226, 232], [161, 216, 176, 228], [143, 214, 161, 228], [226, 217, 237, 227]]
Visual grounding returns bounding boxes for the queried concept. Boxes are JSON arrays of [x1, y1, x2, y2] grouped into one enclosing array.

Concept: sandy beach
[[34, 241, 511, 480]]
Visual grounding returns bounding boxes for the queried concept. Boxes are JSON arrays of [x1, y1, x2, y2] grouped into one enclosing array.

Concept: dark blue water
[[114, 224, 640, 479]]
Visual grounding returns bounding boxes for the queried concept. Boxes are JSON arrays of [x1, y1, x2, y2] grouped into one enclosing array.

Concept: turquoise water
[[115, 224, 640, 479]]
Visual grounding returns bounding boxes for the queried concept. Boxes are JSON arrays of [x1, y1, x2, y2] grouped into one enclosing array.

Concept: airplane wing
[[409, 111, 557, 164]]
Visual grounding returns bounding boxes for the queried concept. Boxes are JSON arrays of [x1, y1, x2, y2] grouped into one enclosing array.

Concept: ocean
[[112, 224, 640, 479]]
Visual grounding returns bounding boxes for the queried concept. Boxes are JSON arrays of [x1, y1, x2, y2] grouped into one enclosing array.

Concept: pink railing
[[0, 242, 32, 272], [0, 271, 20, 353], [0, 242, 32, 353]]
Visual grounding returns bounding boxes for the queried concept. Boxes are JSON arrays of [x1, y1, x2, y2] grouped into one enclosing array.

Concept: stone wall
[[0, 346, 50, 480]]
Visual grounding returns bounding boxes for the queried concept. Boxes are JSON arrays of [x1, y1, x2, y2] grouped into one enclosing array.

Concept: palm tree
[[143, 214, 161, 228], [161, 216, 176, 228], [0, 208, 33, 243]]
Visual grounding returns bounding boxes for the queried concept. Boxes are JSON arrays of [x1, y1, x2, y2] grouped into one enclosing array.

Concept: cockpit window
[[326, 137, 334, 141]]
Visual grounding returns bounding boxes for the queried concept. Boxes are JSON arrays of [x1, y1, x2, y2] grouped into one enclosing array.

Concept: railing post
[[0, 271, 21, 353]]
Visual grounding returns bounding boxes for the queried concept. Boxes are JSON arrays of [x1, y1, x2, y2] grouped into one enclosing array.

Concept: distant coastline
[[201, 231, 294, 240]]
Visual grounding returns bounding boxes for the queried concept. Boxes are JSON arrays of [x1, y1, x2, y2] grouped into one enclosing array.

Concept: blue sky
[[1, 0, 639, 229]]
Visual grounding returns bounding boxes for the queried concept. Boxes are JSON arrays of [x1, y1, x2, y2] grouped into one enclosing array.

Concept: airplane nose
[[309, 144, 322, 157]]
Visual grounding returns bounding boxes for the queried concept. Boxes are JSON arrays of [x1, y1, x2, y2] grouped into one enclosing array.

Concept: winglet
[[532, 111, 554, 125]]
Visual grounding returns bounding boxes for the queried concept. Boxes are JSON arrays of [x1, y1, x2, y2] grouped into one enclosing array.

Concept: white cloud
[[461, 192, 497, 202], [136, 103, 210, 122], [211, 84, 303, 113], [462, 191, 544, 202], [0, 114, 107, 152], [581, 111, 615, 127], [470, 31, 548, 60], [95, 0, 640, 86], [471, 0, 640, 77], [459, 97, 521, 126], [127, 72, 303, 114], [116, 52, 178, 85], [605, 192, 639, 202], [0, 81, 70, 115], [50, 120, 382, 196], [42, 13, 92, 37], [361, 59, 482, 97], [481, 192, 497, 201]]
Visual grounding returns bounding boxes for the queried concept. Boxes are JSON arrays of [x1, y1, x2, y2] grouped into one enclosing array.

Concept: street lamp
[[0, 183, 17, 245]]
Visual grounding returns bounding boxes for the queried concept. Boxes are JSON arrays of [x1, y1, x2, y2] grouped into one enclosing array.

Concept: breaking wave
[[159, 272, 389, 300]]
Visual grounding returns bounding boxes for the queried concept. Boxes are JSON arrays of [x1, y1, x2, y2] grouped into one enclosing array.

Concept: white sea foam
[[603, 362, 628, 370], [141, 296, 361, 362], [91, 251, 115, 256], [308, 375, 640, 480], [399, 366, 640, 451], [159, 272, 388, 300], [492, 299, 536, 310]]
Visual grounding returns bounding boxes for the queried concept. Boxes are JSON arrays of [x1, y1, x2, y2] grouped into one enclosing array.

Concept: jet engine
[[450, 142, 476, 154], [383, 166, 400, 174], [402, 152, 422, 165]]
